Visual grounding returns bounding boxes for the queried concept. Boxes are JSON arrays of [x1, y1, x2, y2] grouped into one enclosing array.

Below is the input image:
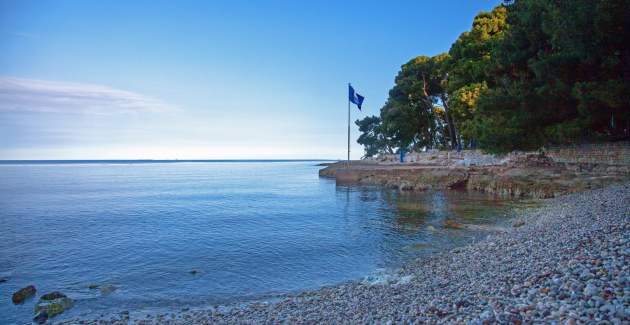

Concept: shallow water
[[0, 161, 531, 323]]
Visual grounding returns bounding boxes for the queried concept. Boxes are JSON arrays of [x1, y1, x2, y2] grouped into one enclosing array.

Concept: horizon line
[[0, 159, 338, 165]]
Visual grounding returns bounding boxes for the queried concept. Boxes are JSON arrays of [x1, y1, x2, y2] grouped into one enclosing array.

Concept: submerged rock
[[0, 277, 7, 283], [87, 283, 99, 290], [33, 310, 48, 324], [190, 269, 200, 275], [34, 296, 74, 318], [40, 291, 67, 300], [100, 284, 117, 295], [12, 285, 36, 304]]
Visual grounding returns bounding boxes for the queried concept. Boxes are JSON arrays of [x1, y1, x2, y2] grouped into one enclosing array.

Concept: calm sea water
[[0, 161, 529, 323]]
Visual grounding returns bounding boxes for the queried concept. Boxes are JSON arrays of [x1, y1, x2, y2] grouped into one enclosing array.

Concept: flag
[[348, 84, 364, 110]]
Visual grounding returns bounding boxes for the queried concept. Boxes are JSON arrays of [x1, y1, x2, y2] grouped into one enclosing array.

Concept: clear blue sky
[[0, 0, 501, 160]]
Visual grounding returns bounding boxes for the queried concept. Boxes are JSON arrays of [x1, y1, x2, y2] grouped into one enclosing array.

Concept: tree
[[380, 54, 456, 150], [474, 0, 630, 152], [355, 116, 394, 158], [446, 5, 508, 147]]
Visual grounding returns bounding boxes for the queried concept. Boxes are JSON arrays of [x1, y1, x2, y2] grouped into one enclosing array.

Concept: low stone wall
[[371, 142, 630, 167], [543, 142, 630, 165], [372, 150, 505, 166]]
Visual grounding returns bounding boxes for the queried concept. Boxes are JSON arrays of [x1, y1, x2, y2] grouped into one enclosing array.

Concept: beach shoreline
[[59, 182, 629, 324]]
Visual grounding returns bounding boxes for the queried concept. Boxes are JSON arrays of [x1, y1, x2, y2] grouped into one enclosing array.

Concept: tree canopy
[[356, 0, 630, 157]]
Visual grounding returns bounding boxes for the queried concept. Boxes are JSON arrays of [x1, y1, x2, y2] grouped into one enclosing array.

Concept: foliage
[[474, 0, 630, 152], [354, 115, 394, 158], [356, 0, 630, 156], [447, 6, 508, 146]]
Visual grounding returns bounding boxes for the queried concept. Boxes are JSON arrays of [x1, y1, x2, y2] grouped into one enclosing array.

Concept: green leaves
[[356, 0, 630, 157]]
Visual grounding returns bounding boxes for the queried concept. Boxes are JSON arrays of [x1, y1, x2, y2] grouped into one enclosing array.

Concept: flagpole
[[347, 85, 351, 167]]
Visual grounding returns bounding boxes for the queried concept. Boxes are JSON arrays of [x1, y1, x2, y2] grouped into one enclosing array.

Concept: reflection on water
[[0, 162, 534, 324], [356, 187, 535, 253]]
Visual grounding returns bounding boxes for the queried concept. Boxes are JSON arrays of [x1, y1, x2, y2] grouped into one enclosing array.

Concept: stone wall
[[370, 142, 630, 166], [373, 150, 506, 166], [543, 142, 630, 166]]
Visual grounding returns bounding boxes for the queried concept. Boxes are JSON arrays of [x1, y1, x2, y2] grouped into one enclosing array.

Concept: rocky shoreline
[[58, 182, 629, 324], [320, 154, 630, 199]]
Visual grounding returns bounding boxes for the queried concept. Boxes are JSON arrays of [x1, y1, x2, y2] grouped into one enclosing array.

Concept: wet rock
[[12, 285, 36, 304], [100, 284, 117, 295], [40, 291, 67, 300], [0, 277, 7, 283], [443, 219, 464, 229], [34, 296, 74, 318], [33, 310, 48, 324]]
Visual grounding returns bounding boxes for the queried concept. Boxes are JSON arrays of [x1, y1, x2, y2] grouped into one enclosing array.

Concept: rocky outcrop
[[335, 166, 470, 191], [320, 155, 630, 198]]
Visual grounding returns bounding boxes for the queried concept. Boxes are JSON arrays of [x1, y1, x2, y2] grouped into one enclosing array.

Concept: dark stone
[[40, 291, 67, 301], [0, 277, 7, 283], [12, 285, 36, 304], [33, 311, 48, 324]]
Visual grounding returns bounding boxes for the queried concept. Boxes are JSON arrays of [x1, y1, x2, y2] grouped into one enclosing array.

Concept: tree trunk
[[440, 94, 459, 150]]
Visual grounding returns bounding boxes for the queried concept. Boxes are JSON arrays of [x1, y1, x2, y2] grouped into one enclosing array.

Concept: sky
[[0, 0, 502, 160]]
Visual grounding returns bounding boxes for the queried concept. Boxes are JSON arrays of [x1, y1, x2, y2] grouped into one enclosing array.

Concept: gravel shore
[[62, 183, 629, 324]]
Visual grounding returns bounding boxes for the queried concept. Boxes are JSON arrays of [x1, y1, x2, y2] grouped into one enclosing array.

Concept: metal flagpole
[[347, 87, 351, 167]]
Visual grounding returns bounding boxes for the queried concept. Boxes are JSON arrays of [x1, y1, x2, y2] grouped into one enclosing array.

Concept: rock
[[40, 291, 67, 300], [100, 284, 117, 295], [34, 297, 74, 318], [583, 283, 599, 297], [33, 310, 48, 324], [0, 277, 7, 283], [190, 269, 200, 275], [443, 219, 464, 229], [12, 285, 36, 304], [88, 284, 99, 290], [512, 220, 526, 227]]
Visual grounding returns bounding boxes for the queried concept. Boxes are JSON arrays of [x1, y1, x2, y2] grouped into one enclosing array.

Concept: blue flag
[[348, 84, 364, 110]]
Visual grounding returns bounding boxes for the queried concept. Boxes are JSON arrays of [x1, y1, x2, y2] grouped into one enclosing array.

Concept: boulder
[[12, 285, 36, 304], [34, 296, 74, 318]]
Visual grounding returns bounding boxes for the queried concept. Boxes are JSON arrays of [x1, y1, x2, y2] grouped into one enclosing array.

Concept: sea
[[0, 160, 532, 323]]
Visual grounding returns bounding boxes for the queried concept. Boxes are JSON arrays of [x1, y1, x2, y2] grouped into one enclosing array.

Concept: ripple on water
[[0, 162, 531, 324]]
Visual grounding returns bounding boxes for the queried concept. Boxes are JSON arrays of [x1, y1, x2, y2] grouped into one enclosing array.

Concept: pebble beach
[[61, 182, 629, 324]]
